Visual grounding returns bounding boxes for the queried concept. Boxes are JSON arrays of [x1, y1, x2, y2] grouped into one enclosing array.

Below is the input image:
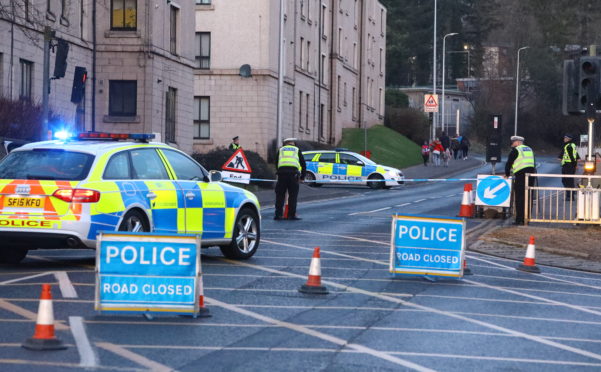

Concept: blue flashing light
[[129, 133, 156, 140], [54, 130, 72, 141]]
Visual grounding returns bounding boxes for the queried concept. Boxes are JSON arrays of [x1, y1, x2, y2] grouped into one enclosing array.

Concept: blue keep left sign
[[475, 175, 512, 207], [390, 214, 465, 277]]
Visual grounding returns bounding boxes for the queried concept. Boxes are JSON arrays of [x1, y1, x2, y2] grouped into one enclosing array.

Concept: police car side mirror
[[209, 170, 222, 182], [356, 161, 364, 166]]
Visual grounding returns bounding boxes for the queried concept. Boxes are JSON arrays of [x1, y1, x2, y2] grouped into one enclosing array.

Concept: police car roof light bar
[[77, 132, 155, 142]]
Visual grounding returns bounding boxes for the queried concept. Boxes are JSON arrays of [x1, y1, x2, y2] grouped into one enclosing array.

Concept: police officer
[[229, 136, 241, 151], [505, 135, 536, 225], [274, 138, 306, 220], [558, 133, 579, 200]]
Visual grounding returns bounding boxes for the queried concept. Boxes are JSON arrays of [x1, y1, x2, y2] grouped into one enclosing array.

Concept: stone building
[[193, 0, 386, 157], [0, 0, 195, 152]]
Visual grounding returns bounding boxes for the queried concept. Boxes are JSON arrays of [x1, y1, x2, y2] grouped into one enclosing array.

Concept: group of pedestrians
[[421, 132, 470, 167]]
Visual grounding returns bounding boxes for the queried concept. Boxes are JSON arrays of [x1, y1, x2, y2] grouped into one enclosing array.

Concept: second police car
[[302, 149, 404, 189], [0, 132, 260, 264]]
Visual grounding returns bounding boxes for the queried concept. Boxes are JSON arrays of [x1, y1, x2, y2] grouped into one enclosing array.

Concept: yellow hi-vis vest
[[512, 145, 535, 173], [231, 143, 240, 150], [561, 142, 577, 165], [278, 145, 301, 170]]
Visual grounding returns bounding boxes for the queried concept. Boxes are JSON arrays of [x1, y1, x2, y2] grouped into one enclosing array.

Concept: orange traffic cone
[[517, 236, 541, 273], [22, 284, 67, 350], [458, 184, 474, 218], [283, 193, 289, 219], [463, 258, 473, 275], [299, 247, 329, 294], [197, 277, 211, 318], [467, 183, 476, 210]]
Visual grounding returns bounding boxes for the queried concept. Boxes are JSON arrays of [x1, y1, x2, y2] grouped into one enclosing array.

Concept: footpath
[[253, 155, 601, 273]]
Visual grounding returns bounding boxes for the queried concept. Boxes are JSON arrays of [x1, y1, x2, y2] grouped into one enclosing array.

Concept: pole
[[276, 0, 285, 149], [587, 118, 594, 187], [514, 46, 529, 136], [442, 33, 458, 135], [41, 26, 53, 141], [456, 108, 460, 136], [432, 0, 437, 140]]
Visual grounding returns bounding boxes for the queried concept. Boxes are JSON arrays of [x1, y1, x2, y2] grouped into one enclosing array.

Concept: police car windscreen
[[0, 149, 95, 181]]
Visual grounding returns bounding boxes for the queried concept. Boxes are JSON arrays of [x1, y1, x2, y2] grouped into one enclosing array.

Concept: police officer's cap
[[564, 133, 574, 140], [283, 137, 297, 143], [232, 136, 239, 141], [510, 135, 524, 142]]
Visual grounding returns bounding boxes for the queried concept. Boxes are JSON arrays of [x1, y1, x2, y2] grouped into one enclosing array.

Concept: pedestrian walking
[[274, 138, 306, 221], [505, 135, 536, 225], [421, 141, 430, 166], [451, 136, 461, 160], [443, 148, 451, 167], [558, 133, 579, 200], [431, 139, 444, 167], [440, 131, 450, 152], [229, 136, 241, 151], [460, 135, 470, 159]]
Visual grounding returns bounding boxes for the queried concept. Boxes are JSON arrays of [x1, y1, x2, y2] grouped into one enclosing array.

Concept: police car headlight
[[386, 170, 400, 180]]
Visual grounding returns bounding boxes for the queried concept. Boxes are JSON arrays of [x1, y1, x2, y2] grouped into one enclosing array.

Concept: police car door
[[129, 148, 181, 233], [159, 149, 227, 240], [317, 153, 337, 184], [338, 153, 365, 185]]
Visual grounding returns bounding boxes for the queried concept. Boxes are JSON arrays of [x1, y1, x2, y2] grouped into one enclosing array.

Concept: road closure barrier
[[299, 247, 329, 295], [517, 236, 541, 273], [22, 284, 67, 351]]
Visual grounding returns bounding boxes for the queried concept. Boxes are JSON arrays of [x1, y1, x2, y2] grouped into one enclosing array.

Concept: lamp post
[[514, 46, 529, 136], [432, 0, 437, 141], [442, 32, 458, 134], [464, 43, 470, 77]]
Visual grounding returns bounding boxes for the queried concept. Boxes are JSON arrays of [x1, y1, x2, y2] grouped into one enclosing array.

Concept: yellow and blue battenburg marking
[[306, 153, 386, 179]]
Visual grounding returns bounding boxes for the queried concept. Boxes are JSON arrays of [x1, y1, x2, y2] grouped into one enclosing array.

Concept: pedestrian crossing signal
[[222, 149, 252, 173]]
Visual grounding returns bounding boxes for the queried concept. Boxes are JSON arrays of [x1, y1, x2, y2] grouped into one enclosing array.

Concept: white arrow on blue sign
[[475, 175, 512, 207]]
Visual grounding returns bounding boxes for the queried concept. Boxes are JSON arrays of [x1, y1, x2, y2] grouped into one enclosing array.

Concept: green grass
[[339, 125, 422, 169]]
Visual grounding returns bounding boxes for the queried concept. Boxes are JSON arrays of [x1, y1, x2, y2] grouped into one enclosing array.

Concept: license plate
[[3, 197, 45, 208]]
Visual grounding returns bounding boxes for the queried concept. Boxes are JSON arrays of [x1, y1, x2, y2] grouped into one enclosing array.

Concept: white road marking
[[262, 239, 389, 265], [395, 203, 412, 207], [206, 297, 435, 372], [414, 199, 427, 203], [349, 207, 391, 216], [0, 299, 69, 331], [222, 258, 601, 362], [294, 230, 389, 245], [69, 316, 97, 368], [96, 342, 172, 372], [53, 271, 78, 298], [0, 272, 53, 285]]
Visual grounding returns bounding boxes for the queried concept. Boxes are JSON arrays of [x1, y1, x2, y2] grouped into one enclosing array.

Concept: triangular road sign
[[424, 94, 438, 107], [222, 149, 252, 173]]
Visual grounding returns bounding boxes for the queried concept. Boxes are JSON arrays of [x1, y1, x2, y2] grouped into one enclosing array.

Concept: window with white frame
[[194, 96, 210, 139]]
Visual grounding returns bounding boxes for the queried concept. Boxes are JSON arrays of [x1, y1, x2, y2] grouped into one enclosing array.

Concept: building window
[[169, 5, 178, 54], [338, 27, 342, 55], [60, 0, 70, 26], [380, 47, 383, 73], [109, 80, 137, 116], [319, 104, 325, 139], [306, 41, 311, 71], [111, 0, 137, 30], [353, 42, 357, 68], [195, 32, 211, 69], [337, 75, 341, 109], [24, 0, 31, 22], [379, 88, 384, 115], [320, 54, 326, 83], [19, 59, 33, 100], [343, 82, 347, 107], [300, 0, 305, 20], [381, 8, 385, 34], [46, 0, 55, 20], [298, 91, 303, 131], [306, 93, 310, 131], [300, 37, 304, 68], [165, 87, 177, 143], [354, 0, 359, 27], [352, 87, 356, 120], [196, 0, 211, 4], [194, 96, 210, 139], [321, 4, 327, 38]]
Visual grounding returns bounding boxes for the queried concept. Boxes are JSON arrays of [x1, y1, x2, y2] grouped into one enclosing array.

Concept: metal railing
[[525, 173, 601, 225]]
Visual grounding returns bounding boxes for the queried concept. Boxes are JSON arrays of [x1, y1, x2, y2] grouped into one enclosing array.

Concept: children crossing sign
[[424, 94, 439, 113]]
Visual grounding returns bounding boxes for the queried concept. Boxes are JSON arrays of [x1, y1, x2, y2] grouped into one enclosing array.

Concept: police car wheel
[[220, 207, 260, 259], [0, 248, 28, 264], [119, 210, 150, 232], [305, 172, 321, 187], [367, 174, 384, 189]]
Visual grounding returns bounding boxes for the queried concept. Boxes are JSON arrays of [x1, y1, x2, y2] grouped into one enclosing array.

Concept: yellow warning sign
[[424, 94, 439, 113]]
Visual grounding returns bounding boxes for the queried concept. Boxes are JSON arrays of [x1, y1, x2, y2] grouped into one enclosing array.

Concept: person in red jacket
[[421, 141, 430, 166], [431, 139, 444, 167]]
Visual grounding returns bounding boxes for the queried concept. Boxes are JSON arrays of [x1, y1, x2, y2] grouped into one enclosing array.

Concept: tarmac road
[[1, 156, 601, 371]]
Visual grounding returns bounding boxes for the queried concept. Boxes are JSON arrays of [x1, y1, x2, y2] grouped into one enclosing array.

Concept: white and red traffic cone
[[299, 247, 328, 294], [22, 284, 67, 351], [197, 277, 211, 318], [283, 192, 289, 219], [463, 258, 473, 275], [458, 184, 474, 218], [517, 236, 541, 273]]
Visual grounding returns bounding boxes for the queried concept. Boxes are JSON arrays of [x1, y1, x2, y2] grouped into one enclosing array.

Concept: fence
[[525, 173, 601, 225]]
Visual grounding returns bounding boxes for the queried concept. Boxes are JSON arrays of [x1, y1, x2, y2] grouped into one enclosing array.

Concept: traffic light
[[578, 57, 601, 111], [53, 39, 69, 79], [70, 66, 87, 104]]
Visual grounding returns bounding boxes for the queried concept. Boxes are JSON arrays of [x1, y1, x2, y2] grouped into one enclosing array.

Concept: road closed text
[[396, 252, 459, 264], [102, 282, 193, 296]]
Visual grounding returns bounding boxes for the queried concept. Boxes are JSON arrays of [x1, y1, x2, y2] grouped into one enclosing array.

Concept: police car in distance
[[0, 132, 261, 264], [302, 149, 404, 189]]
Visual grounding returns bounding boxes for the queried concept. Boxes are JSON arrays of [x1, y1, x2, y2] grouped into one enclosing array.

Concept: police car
[[302, 149, 404, 189], [0, 132, 261, 264]]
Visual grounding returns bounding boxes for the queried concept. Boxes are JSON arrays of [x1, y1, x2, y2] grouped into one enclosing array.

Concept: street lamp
[[464, 44, 471, 77], [442, 32, 458, 134], [514, 46, 529, 136]]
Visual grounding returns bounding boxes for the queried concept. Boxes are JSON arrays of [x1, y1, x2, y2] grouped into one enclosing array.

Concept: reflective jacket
[[277, 145, 301, 170], [561, 142, 578, 166], [512, 145, 535, 173]]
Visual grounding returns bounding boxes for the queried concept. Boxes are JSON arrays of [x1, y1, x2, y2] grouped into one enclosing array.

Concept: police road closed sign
[[390, 214, 465, 277], [475, 174, 512, 207], [95, 232, 201, 315]]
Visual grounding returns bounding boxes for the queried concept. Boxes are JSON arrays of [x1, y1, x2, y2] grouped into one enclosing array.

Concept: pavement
[[251, 155, 601, 273]]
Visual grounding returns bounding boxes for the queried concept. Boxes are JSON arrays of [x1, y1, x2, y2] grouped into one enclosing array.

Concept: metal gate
[[525, 173, 601, 225]]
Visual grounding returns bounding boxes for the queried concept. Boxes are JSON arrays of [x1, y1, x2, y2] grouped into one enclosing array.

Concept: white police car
[[0, 132, 261, 263], [302, 149, 404, 189]]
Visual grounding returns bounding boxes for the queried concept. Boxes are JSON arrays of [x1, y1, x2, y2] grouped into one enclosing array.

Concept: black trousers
[[275, 172, 300, 218], [561, 163, 577, 199], [513, 169, 535, 223]]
